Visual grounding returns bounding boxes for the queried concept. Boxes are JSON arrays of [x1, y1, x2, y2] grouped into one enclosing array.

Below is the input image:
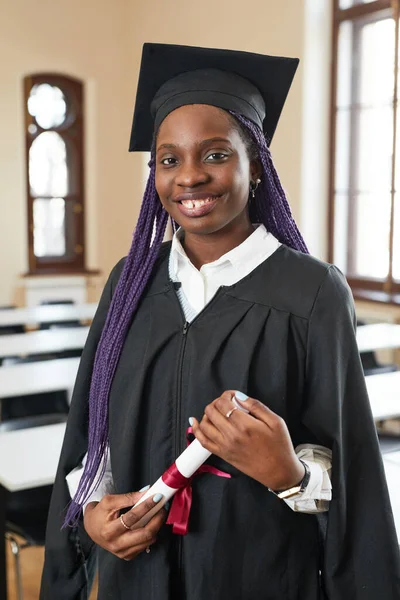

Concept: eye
[[205, 152, 229, 162], [160, 157, 178, 166]]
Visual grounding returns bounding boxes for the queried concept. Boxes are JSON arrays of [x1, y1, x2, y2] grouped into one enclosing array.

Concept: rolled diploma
[[129, 439, 211, 529], [129, 396, 249, 530]]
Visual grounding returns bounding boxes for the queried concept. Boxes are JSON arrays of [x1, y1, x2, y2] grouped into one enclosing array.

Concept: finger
[[120, 493, 165, 529], [233, 395, 283, 429], [113, 508, 167, 554], [105, 503, 167, 546], [202, 405, 243, 444], [191, 417, 220, 454], [109, 526, 157, 557], [213, 391, 246, 422], [143, 506, 168, 535], [199, 412, 225, 444], [100, 488, 150, 516], [120, 538, 157, 561]]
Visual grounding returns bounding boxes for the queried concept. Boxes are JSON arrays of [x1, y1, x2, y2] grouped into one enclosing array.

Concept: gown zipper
[[171, 283, 226, 456], [175, 320, 189, 458], [173, 319, 189, 594], [170, 284, 226, 595]]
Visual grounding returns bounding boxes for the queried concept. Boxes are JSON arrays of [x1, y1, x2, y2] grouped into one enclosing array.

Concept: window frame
[[24, 73, 86, 275], [329, 0, 400, 304]]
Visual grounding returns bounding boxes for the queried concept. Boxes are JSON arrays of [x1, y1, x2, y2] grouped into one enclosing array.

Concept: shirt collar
[[170, 224, 274, 279]]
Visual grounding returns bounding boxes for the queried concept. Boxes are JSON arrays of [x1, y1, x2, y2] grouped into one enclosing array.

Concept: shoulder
[[108, 241, 172, 295], [230, 245, 352, 320], [271, 246, 353, 319]]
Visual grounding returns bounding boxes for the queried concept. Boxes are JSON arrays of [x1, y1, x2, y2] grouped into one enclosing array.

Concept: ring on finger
[[145, 546, 151, 554], [120, 513, 132, 531], [225, 406, 238, 419]]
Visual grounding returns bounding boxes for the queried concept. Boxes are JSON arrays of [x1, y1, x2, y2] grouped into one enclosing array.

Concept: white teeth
[[181, 197, 216, 209]]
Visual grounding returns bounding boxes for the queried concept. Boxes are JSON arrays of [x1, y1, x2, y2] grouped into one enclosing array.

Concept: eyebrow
[[156, 137, 232, 152]]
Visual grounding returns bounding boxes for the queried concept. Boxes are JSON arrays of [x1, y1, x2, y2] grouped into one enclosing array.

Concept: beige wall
[[127, 0, 307, 225], [0, 0, 136, 305], [0, 0, 332, 306]]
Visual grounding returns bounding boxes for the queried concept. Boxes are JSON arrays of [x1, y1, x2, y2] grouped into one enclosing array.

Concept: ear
[[250, 158, 262, 183]]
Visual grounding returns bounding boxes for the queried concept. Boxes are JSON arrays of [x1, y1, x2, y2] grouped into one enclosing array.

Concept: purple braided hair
[[63, 156, 168, 527], [63, 109, 307, 527], [231, 112, 308, 253]]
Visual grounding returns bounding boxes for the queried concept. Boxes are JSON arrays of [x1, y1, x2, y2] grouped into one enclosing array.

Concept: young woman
[[40, 44, 400, 600]]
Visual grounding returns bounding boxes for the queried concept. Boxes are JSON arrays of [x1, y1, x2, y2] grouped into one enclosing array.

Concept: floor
[[6, 539, 98, 600]]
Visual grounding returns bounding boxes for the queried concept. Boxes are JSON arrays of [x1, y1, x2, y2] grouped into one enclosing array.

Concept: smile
[[176, 195, 221, 218], [180, 197, 216, 209]]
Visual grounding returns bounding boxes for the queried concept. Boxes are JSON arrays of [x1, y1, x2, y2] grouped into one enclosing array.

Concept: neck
[[181, 218, 254, 270]]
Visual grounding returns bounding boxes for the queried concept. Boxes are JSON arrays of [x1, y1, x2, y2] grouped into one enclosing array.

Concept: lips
[[174, 195, 221, 218], [172, 192, 223, 219]]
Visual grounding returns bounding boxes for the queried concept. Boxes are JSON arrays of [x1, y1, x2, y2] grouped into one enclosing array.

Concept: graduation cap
[[129, 43, 299, 152]]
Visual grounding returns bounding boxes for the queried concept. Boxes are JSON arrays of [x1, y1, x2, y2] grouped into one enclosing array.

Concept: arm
[[302, 266, 400, 598], [40, 259, 125, 600], [65, 444, 332, 516]]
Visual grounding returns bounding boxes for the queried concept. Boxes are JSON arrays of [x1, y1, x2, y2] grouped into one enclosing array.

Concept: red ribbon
[[164, 429, 231, 535]]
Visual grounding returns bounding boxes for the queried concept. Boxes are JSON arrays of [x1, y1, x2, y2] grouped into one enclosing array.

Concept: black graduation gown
[[40, 242, 400, 600]]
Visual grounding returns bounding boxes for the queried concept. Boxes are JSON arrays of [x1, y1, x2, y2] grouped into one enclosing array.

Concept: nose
[[175, 160, 210, 188]]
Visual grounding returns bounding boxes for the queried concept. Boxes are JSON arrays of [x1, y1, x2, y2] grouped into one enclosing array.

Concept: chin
[[175, 217, 232, 236]]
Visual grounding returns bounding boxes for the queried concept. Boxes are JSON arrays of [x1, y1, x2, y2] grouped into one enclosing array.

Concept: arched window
[[24, 74, 85, 274]]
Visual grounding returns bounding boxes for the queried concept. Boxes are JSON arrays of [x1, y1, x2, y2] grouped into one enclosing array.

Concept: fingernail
[[165, 501, 171, 511], [139, 484, 150, 492], [188, 417, 194, 426], [235, 391, 249, 401], [153, 493, 163, 503]]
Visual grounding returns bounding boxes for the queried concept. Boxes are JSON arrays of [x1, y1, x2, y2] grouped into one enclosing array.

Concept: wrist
[[271, 459, 305, 493]]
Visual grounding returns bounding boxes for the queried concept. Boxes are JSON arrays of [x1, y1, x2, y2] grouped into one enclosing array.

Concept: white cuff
[[283, 444, 332, 513], [65, 450, 114, 513]]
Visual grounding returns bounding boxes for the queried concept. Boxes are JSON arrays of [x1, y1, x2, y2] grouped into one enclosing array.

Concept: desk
[[0, 303, 97, 328], [0, 357, 79, 399], [0, 422, 66, 600], [357, 323, 400, 353], [365, 371, 400, 421], [0, 327, 89, 359]]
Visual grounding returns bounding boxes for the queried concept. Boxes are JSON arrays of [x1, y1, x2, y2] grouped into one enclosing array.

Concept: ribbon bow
[[164, 428, 231, 535]]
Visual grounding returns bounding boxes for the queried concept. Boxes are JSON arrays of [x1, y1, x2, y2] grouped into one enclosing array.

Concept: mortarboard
[[129, 43, 299, 152]]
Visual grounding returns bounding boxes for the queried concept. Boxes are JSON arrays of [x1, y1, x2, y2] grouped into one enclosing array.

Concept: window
[[330, 0, 400, 302], [24, 74, 85, 274]]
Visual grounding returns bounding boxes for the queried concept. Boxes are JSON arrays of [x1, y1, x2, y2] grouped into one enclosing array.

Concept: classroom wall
[[0, 0, 332, 306], [0, 0, 136, 305]]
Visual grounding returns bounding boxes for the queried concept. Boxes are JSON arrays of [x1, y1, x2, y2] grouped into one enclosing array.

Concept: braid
[[230, 112, 308, 254], [63, 155, 168, 526]]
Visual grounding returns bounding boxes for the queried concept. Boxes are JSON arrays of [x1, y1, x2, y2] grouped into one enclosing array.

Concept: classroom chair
[[6, 481, 53, 600], [1, 353, 70, 600]]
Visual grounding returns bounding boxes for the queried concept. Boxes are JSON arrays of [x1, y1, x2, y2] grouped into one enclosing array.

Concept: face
[[155, 104, 258, 236]]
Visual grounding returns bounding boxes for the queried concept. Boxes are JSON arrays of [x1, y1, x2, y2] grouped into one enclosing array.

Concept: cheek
[[155, 170, 169, 204], [230, 165, 250, 205]]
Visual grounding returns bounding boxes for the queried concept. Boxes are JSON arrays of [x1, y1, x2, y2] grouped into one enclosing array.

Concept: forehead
[[156, 104, 239, 145]]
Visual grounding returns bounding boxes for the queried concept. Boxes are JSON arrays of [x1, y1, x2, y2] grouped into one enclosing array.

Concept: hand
[[191, 390, 305, 491], [83, 489, 167, 560]]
